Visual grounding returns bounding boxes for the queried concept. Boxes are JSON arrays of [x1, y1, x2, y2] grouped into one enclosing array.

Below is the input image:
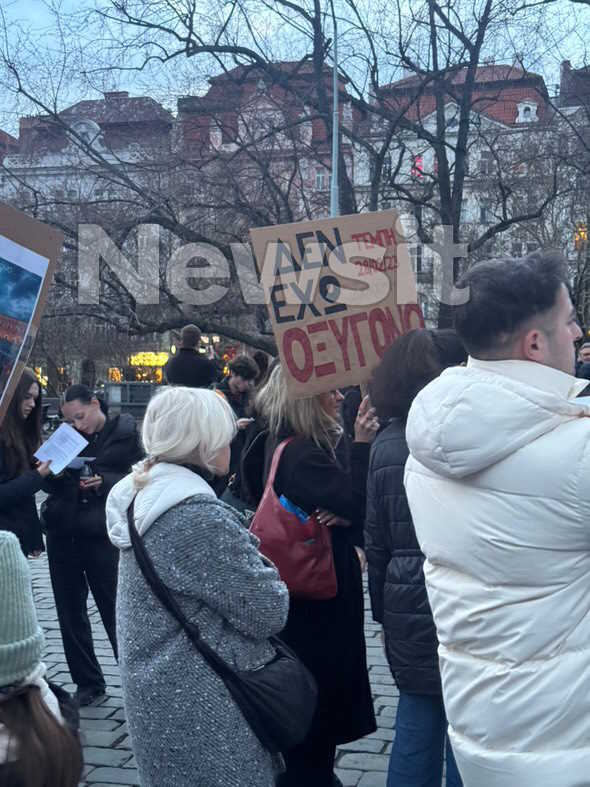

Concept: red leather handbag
[[249, 439, 338, 600]]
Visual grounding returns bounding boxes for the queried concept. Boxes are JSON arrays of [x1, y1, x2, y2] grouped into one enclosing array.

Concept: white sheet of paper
[[34, 423, 89, 475]]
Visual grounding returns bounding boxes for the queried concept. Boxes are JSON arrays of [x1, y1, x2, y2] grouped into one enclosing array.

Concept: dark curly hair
[[453, 250, 568, 356], [369, 329, 466, 420]]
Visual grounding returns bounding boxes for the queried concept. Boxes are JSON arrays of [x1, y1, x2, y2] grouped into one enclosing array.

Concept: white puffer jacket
[[404, 358, 590, 787]]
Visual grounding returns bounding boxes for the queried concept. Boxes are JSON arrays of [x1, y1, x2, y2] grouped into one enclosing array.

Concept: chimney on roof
[[104, 91, 129, 100]]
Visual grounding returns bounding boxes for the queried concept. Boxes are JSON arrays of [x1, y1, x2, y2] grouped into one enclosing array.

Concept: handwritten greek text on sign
[[250, 210, 423, 398]]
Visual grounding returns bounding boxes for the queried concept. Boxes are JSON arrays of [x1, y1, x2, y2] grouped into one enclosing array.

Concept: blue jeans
[[387, 693, 463, 787]]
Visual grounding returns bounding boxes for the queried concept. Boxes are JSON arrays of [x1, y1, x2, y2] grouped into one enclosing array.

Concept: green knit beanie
[[0, 532, 44, 686]]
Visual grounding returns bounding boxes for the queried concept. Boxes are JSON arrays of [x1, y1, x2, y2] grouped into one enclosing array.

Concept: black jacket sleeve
[[0, 465, 45, 509], [365, 443, 392, 624], [96, 428, 142, 499]]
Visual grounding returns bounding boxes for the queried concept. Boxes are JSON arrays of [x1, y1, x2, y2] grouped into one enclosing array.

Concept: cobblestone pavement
[[30, 553, 398, 787]]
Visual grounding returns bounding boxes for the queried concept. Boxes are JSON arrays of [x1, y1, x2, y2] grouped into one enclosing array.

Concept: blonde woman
[[242, 365, 380, 787], [105, 387, 289, 787]]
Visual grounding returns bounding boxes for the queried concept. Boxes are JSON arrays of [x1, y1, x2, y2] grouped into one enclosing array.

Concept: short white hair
[[139, 387, 236, 475]]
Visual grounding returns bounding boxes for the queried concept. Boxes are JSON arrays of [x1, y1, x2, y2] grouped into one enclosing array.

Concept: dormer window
[[517, 101, 538, 123], [70, 119, 106, 150]]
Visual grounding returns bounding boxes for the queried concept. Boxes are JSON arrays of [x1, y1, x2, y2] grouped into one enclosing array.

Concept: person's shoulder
[[110, 413, 137, 437], [174, 494, 243, 525], [161, 494, 248, 546], [281, 435, 330, 466], [371, 420, 409, 464]]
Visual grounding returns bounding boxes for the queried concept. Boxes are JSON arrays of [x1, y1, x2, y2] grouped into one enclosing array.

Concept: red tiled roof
[[207, 60, 346, 85], [380, 64, 550, 127], [0, 129, 17, 146], [384, 64, 543, 91], [60, 93, 173, 125]]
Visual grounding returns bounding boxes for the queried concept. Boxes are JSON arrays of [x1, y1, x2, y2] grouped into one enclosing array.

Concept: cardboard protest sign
[[0, 203, 63, 426], [250, 209, 423, 398]]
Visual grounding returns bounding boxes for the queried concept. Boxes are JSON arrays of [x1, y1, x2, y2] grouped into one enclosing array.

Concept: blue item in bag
[[279, 495, 309, 523]]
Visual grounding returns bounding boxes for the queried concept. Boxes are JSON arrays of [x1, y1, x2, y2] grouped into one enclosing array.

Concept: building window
[[516, 101, 538, 123], [480, 200, 492, 224], [382, 153, 393, 182], [411, 242, 423, 275], [511, 241, 523, 257], [479, 150, 494, 176], [575, 223, 588, 250], [410, 154, 424, 179], [315, 169, 326, 191]]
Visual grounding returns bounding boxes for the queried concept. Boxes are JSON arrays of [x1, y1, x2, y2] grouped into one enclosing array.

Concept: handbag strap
[[126, 500, 236, 683], [265, 437, 294, 488]]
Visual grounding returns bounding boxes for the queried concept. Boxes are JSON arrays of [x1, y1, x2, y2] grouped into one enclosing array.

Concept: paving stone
[[374, 696, 398, 709], [370, 674, 395, 685], [372, 684, 397, 696], [338, 738, 386, 753], [357, 773, 387, 787], [366, 728, 395, 742], [366, 654, 388, 666], [100, 697, 126, 708], [374, 714, 394, 729], [79, 706, 119, 720], [81, 730, 129, 748], [100, 665, 122, 676], [80, 718, 124, 732], [334, 768, 362, 786], [85, 768, 140, 785], [338, 754, 390, 772], [108, 708, 128, 722], [82, 748, 133, 767]]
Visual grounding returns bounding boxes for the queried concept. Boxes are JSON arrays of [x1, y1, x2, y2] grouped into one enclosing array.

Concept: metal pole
[[330, 1, 339, 217]]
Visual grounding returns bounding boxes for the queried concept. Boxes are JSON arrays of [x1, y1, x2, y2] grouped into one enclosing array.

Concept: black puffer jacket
[[364, 418, 441, 695], [42, 414, 142, 538]]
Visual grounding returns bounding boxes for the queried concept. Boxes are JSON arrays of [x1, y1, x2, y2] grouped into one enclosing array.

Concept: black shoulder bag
[[126, 501, 317, 754]]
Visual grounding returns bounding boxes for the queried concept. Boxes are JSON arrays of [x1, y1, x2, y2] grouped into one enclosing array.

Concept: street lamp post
[[329, 0, 339, 217]]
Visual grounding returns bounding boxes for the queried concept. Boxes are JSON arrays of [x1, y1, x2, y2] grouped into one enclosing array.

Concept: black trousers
[[46, 532, 118, 690], [277, 739, 337, 787]]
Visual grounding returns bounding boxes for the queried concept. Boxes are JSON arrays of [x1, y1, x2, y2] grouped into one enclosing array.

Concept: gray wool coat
[[112, 490, 289, 787]]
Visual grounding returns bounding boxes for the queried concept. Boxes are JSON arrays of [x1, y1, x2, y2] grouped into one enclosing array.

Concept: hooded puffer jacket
[[404, 358, 590, 787], [365, 418, 441, 695]]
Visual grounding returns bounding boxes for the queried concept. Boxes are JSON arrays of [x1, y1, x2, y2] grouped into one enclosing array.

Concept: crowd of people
[[2, 249, 590, 786]]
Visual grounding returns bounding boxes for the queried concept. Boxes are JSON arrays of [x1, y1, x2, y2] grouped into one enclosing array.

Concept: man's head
[[180, 324, 201, 349], [578, 342, 590, 364], [453, 251, 582, 375], [228, 355, 259, 395]]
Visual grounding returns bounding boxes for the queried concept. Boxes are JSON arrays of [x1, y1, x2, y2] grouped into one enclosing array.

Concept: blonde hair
[[133, 387, 236, 486], [255, 365, 342, 453]]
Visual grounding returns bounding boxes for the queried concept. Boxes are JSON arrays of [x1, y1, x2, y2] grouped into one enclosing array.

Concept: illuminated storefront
[[106, 335, 227, 383], [127, 351, 170, 383]]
